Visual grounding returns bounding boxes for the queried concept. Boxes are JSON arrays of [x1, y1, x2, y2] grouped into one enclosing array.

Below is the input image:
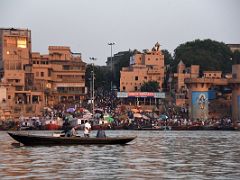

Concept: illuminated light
[[17, 38, 27, 48], [6, 51, 10, 55]]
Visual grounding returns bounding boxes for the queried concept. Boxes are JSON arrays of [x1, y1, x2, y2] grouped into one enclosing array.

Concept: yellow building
[[0, 28, 86, 119], [120, 43, 164, 92]]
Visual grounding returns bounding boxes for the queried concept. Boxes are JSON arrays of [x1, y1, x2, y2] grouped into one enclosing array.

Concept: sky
[[1, 0, 240, 65]]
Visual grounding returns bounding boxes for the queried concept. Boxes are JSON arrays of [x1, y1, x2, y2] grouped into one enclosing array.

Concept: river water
[[0, 130, 240, 179]]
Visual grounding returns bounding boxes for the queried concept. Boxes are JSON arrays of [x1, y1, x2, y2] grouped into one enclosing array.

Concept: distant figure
[[198, 94, 207, 110], [70, 127, 77, 137], [84, 121, 91, 137], [96, 122, 106, 138]]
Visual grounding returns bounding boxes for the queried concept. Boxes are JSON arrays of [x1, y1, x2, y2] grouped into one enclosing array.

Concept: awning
[[134, 113, 142, 118]]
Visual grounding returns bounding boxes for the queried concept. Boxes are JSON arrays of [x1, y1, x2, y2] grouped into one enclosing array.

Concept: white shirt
[[84, 122, 91, 134]]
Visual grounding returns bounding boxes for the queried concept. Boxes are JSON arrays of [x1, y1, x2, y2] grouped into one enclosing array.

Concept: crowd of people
[[0, 87, 238, 131]]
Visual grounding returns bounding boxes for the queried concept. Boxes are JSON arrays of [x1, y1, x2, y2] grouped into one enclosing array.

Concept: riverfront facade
[[120, 43, 165, 92], [0, 28, 86, 119]]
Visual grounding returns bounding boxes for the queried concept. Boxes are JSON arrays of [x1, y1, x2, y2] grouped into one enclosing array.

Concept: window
[[8, 95, 11, 99], [144, 76, 147, 80], [135, 76, 138, 81], [6, 37, 16, 46], [41, 72, 44, 77], [63, 65, 70, 70], [134, 86, 138, 91], [123, 86, 126, 91], [48, 69, 51, 77], [16, 62, 21, 70], [17, 38, 27, 48]]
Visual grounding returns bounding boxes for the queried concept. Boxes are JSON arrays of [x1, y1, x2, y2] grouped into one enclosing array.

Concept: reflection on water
[[0, 130, 240, 179]]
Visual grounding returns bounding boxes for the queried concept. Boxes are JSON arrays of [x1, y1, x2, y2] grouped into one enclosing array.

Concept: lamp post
[[108, 42, 115, 91], [89, 57, 97, 117]]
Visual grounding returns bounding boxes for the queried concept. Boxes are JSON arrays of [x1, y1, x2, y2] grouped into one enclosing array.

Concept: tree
[[113, 50, 133, 90], [140, 81, 160, 92], [173, 39, 232, 73], [85, 64, 111, 91], [161, 49, 173, 90], [161, 49, 173, 65]]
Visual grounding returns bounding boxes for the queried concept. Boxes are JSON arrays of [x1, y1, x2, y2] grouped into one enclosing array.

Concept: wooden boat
[[8, 132, 136, 146]]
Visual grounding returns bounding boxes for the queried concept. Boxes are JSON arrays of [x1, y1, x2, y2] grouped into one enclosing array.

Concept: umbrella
[[67, 107, 76, 113], [142, 114, 150, 120], [134, 113, 142, 118], [131, 108, 139, 113], [95, 108, 104, 113], [105, 116, 114, 123], [44, 107, 52, 112], [144, 109, 152, 113], [159, 114, 168, 120], [94, 113, 102, 118]]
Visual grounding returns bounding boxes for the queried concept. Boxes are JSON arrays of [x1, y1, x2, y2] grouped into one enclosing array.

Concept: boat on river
[[8, 132, 136, 146]]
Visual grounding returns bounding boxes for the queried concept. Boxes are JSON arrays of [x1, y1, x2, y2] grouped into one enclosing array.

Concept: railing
[[57, 90, 85, 94], [185, 78, 229, 85], [147, 70, 161, 74]]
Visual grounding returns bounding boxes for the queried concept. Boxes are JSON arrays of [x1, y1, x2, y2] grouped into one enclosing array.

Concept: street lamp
[[89, 57, 97, 117], [108, 42, 115, 91]]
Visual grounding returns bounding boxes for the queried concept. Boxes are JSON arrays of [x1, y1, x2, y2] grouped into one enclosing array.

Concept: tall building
[[0, 28, 86, 119], [0, 28, 31, 87], [31, 46, 86, 107], [120, 43, 164, 92]]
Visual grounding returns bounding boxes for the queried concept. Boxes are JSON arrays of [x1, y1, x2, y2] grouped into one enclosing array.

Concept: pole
[[89, 57, 97, 117], [108, 42, 115, 92], [111, 44, 113, 91], [92, 69, 94, 117]]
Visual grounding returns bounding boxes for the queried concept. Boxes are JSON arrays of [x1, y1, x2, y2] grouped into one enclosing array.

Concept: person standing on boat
[[96, 121, 106, 138], [84, 121, 91, 137]]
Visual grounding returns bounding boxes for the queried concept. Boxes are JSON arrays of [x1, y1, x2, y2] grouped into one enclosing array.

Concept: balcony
[[57, 90, 85, 95], [185, 78, 229, 85], [147, 69, 161, 74]]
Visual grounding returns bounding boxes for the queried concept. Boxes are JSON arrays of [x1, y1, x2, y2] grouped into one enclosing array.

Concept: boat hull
[[8, 132, 136, 146]]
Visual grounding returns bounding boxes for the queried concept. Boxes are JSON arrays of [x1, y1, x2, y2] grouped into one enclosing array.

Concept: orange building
[[173, 61, 199, 106], [0, 28, 86, 119], [31, 46, 86, 107], [120, 43, 164, 92], [174, 60, 199, 93]]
